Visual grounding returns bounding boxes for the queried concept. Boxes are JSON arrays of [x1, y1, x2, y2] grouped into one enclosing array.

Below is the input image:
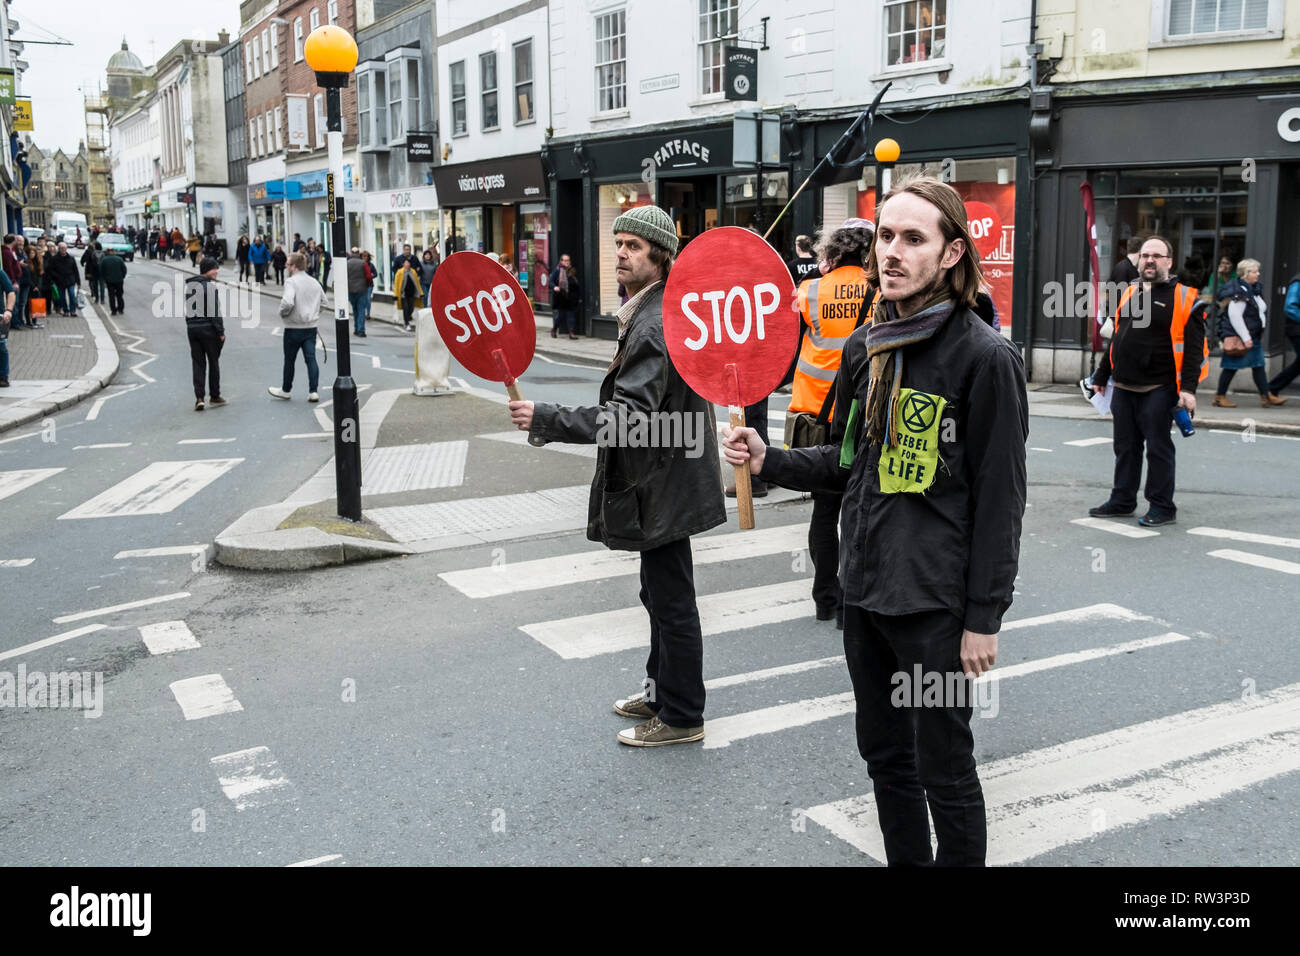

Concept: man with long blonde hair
[[723, 176, 1028, 865]]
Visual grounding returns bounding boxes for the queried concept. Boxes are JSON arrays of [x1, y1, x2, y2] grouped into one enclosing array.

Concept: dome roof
[[108, 39, 144, 72]]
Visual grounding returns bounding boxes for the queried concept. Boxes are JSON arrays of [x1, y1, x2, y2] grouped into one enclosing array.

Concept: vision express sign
[[431, 154, 547, 204]]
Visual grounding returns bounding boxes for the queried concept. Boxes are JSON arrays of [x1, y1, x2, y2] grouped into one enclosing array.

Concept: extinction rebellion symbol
[[902, 392, 938, 433]]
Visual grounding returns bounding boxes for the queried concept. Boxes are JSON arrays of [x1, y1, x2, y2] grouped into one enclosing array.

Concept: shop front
[[1032, 84, 1300, 384], [548, 122, 791, 337], [364, 183, 441, 292], [431, 153, 550, 310], [248, 179, 285, 243]]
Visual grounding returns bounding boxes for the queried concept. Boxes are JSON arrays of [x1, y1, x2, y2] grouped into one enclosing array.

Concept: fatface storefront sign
[[724, 47, 758, 102], [431, 154, 548, 205]]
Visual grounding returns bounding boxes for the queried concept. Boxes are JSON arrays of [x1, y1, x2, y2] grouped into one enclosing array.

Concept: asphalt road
[[1, 275, 1297, 866]]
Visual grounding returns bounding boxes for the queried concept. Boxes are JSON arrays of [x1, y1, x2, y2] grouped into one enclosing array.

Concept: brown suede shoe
[[1212, 395, 1236, 408], [1263, 392, 1287, 406]]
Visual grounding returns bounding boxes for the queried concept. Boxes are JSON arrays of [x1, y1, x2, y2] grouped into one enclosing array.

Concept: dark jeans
[[402, 294, 416, 326], [1217, 366, 1268, 396], [843, 605, 985, 866], [238, 260, 250, 282], [554, 307, 576, 334], [61, 285, 78, 315], [638, 536, 706, 728], [188, 327, 223, 400], [254, 262, 267, 284], [89, 276, 104, 302], [1108, 384, 1177, 515], [282, 327, 319, 393], [349, 292, 367, 333], [1267, 329, 1300, 392], [0, 336, 8, 380], [107, 283, 124, 314], [274, 267, 285, 285], [13, 287, 28, 327], [809, 492, 843, 614]]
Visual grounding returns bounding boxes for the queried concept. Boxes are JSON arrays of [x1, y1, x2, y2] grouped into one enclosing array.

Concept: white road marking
[[52, 591, 190, 624], [101, 313, 156, 383], [140, 620, 201, 654], [705, 655, 846, 691], [0, 558, 35, 567], [702, 632, 1190, 750], [1208, 428, 1300, 442], [210, 746, 295, 811], [282, 432, 329, 439], [1207, 548, 1300, 575], [0, 429, 41, 445], [114, 545, 207, 559], [1029, 447, 1053, 452], [271, 326, 283, 336], [377, 365, 415, 374], [177, 438, 237, 445], [59, 459, 243, 519], [1188, 527, 1300, 550], [363, 441, 467, 494], [170, 674, 244, 720], [314, 408, 332, 432], [0, 468, 65, 502], [74, 443, 133, 449], [522, 579, 815, 660], [477, 429, 598, 459], [1069, 517, 1160, 538], [1063, 437, 1112, 447], [371, 355, 381, 368], [806, 682, 1300, 865], [1000, 602, 1157, 631], [443, 523, 810, 598], [0, 624, 107, 663], [286, 854, 343, 867]]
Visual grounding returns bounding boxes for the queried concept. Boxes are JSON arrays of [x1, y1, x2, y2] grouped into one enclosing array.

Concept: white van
[[49, 212, 91, 247]]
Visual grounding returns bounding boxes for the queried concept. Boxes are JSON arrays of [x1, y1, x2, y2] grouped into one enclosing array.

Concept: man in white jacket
[[269, 251, 324, 402]]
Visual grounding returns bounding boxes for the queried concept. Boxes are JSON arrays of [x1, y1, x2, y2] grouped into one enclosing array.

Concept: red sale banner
[[429, 252, 536, 397]]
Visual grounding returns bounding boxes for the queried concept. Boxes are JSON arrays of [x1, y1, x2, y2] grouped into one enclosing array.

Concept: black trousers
[[809, 492, 843, 613], [107, 283, 124, 314], [188, 327, 223, 400], [1269, 329, 1300, 393], [1108, 384, 1177, 514], [843, 605, 985, 866], [638, 536, 706, 727]]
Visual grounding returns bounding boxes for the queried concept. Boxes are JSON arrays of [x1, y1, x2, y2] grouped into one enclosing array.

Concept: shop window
[[1167, 0, 1269, 36], [598, 182, 654, 315], [480, 52, 499, 130], [514, 39, 534, 124], [294, 18, 304, 61], [883, 0, 946, 67], [698, 0, 738, 96], [451, 61, 467, 136], [595, 10, 626, 112]]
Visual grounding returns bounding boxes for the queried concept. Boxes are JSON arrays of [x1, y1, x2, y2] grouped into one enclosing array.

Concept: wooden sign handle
[[493, 347, 524, 402], [729, 406, 755, 531], [506, 381, 523, 401]]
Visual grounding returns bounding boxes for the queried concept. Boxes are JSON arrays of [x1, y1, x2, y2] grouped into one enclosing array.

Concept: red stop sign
[[662, 228, 799, 407], [964, 201, 1003, 259], [429, 252, 536, 382]]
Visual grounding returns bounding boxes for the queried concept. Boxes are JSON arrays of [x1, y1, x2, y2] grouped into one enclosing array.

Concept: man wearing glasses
[[1086, 236, 1208, 527]]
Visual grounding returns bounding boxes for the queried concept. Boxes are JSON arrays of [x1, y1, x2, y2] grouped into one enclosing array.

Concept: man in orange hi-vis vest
[[1087, 234, 1208, 528], [789, 219, 875, 627]]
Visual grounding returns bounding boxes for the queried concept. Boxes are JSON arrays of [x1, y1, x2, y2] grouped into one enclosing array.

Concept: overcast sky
[[12, 0, 242, 156]]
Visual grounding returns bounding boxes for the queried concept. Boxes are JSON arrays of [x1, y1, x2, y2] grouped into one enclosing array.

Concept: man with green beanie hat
[[509, 205, 726, 746]]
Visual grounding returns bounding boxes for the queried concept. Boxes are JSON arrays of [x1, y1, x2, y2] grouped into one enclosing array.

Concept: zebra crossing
[[438, 521, 1299, 865]]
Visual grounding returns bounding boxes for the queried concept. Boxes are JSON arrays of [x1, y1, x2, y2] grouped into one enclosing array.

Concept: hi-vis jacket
[[760, 306, 1028, 634], [1095, 279, 1208, 394], [790, 266, 872, 416]]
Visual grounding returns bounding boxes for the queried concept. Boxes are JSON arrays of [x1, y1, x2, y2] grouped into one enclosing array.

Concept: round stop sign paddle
[[430, 252, 536, 399], [964, 201, 1003, 259], [663, 227, 799, 530]]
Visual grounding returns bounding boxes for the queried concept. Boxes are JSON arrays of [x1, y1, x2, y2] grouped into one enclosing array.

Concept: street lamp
[[873, 137, 900, 218], [304, 24, 362, 522]]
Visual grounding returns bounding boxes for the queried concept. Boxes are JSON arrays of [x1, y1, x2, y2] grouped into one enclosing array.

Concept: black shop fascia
[[547, 121, 792, 338]]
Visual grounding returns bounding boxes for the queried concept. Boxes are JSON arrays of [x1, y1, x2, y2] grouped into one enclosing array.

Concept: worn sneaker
[[613, 692, 656, 719], [1138, 510, 1176, 528], [209, 396, 228, 407], [308, 392, 320, 403], [617, 715, 705, 747], [194, 399, 205, 411], [1088, 501, 1134, 518], [268, 386, 291, 400]]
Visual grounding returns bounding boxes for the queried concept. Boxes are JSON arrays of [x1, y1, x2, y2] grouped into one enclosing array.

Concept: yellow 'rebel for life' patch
[[879, 387, 946, 494]]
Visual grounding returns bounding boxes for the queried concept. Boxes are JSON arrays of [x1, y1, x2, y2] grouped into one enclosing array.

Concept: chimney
[[218, 29, 230, 46]]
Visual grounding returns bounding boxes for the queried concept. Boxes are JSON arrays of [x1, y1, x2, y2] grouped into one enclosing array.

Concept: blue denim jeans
[[0, 336, 8, 379], [349, 292, 367, 333], [62, 285, 78, 314], [282, 328, 319, 393]]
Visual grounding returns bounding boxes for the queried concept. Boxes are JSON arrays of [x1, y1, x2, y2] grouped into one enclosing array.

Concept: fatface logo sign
[[724, 46, 758, 102]]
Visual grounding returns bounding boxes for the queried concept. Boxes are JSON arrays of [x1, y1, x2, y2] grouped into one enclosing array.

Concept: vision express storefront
[[548, 122, 792, 338], [432, 153, 552, 308]]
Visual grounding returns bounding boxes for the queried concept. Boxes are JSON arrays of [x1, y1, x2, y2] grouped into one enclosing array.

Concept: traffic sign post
[[662, 227, 799, 530]]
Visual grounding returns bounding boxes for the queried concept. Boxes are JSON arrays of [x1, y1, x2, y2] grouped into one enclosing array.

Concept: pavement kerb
[[0, 303, 120, 435]]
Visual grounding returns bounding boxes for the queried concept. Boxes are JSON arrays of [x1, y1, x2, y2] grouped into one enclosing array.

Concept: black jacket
[[98, 253, 127, 285], [48, 252, 80, 287], [80, 247, 100, 278], [549, 266, 580, 309], [1093, 278, 1207, 393], [1215, 276, 1265, 341], [530, 283, 726, 551], [183, 275, 224, 335], [761, 307, 1028, 634]]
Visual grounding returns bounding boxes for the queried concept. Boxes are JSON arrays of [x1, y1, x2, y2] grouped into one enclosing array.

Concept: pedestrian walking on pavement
[[510, 204, 726, 748], [187, 232, 201, 267], [0, 265, 15, 387], [47, 242, 81, 316], [185, 258, 226, 411], [170, 227, 185, 261], [549, 253, 580, 339], [1086, 235, 1209, 527], [81, 242, 104, 304], [418, 249, 438, 306], [271, 245, 287, 285], [347, 248, 369, 337], [361, 250, 376, 322], [268, 251, 324, 402], [249, 235, 270, 286], [15, 240, 34, 328], [235, 236, 251, 284], [723, 176, 1029, 864], [1213, 258, 1285, 409], [1267, 271, 1300, 395], [394, 258, 422, 332], [99, 245, 128, 316]]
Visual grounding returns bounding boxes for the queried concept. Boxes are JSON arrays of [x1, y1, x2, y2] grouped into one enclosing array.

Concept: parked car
[[22, 226, 45, 244], [96, 231, 135, 261]]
